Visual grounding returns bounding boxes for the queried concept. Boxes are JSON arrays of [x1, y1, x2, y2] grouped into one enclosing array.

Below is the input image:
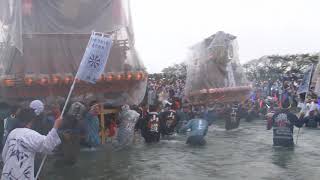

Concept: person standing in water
[[1, 108, 62, 180], [179, 112, 208, 146], [112, 105, 140, 150], [141, 105, 161, 143], [267, 100, 304, 147], [84, 101, 101, 148]]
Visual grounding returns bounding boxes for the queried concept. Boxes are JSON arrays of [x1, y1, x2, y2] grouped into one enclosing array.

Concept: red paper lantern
[[126, 73, 132, 80], [64, 76, 73, 84], [106, 74, 113, 81], [3, 79, 15, 87], [135, 72, 142, 80], [38, 77, 49, 85], [24, 77, 33, 86], [51, 75, 61, 84]]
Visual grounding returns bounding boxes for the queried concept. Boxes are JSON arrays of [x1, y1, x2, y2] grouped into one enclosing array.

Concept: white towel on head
[[29, 100, 44, 116]]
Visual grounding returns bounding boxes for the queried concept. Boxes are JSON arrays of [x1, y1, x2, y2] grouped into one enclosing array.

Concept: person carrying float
[[112, 105, 140, 150], [159, 102, 179, 138], [178, 112, 209, 146], [141, 105, 161, 143]]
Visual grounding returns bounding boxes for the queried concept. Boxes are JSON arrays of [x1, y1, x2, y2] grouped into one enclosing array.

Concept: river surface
[[42, 120, 320, 180]]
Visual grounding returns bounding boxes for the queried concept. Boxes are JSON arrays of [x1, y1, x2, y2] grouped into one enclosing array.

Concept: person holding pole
[[267, 99, 304, 147], [34, 31, 112, 179], [1, 107, 62, 180]]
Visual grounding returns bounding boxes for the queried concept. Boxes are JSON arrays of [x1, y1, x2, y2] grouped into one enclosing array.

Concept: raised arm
[[26, 117, 62, 154]]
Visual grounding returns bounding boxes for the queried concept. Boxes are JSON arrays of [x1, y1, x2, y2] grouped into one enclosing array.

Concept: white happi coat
[[1, 128, 61, 180]]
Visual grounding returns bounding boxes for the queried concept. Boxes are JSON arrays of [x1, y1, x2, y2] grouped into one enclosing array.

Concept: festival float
[[0, 0, 146, 103], [0, 0, 146, 142], [185, 31, 252, 130]]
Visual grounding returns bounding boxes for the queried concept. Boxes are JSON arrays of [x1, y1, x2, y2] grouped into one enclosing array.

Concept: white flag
[[297, 64, 314, 94], [77, 32, 113, 84]]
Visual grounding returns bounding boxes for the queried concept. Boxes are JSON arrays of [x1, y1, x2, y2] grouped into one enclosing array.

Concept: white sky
[[130, 0, 320, 73]]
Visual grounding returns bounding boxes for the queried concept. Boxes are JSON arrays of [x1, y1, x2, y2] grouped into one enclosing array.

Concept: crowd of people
[[1, 73, 320, 179], [250, 76, 318, 117], [0, 95, 210, 179], [145, 73, 320, 132], [147, 74, 185, 109]]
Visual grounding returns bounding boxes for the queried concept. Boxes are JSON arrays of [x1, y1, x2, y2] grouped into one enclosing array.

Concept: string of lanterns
[[1, 71, 147, 87]]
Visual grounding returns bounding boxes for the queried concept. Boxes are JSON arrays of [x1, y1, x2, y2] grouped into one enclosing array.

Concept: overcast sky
[[130, 0, 320, 73]]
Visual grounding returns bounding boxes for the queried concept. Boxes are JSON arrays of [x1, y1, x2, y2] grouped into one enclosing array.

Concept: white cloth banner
[[297, 64, 314, 94], [77, 32, 113, 84]]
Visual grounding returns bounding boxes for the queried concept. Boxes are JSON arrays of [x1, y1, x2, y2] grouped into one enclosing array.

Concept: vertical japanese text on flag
[[77, 32, 113, 84]]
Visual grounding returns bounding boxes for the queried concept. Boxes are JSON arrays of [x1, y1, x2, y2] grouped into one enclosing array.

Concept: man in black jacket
[[159, 106, 177, 138], [141, 105, 161, 143], [267, 100, 304, 147]]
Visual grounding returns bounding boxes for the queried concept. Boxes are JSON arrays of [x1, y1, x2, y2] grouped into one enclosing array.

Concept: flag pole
[[34, 32, 93, 180], [35, 77, 77, 180], [296, 88, 307, 145], [296, 64, 314, 145], [296, 90, 307, 145], [35, 31, 112, 179]]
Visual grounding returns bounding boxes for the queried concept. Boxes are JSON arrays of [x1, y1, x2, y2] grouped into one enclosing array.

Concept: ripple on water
[[42, 120, 320, 180]]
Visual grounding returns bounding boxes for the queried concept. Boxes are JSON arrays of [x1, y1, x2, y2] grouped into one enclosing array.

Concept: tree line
[[153, 53, 320, 83]]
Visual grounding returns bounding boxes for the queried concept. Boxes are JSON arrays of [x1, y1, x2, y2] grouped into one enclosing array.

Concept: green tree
[[243, 53, 319, 82], [161, 62, 187, 79]]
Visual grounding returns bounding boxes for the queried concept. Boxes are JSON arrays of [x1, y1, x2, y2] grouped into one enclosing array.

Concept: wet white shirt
[[1, 128, 61, 180]]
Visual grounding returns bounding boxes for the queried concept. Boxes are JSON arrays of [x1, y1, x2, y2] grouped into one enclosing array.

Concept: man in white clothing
[[1, 108, 62, 180]]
